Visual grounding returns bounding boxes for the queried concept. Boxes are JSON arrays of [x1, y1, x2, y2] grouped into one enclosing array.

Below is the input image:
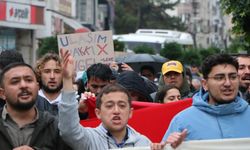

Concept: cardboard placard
[[57, 30, 114, 71]]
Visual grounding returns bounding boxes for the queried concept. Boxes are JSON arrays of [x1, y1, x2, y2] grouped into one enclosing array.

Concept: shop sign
[[6, 2, 30, 24]]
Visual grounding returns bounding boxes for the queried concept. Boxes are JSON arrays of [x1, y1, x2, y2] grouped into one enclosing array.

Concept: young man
[[0, 50, 50, 112], [76, 63, 113, 117], [59, 49, 152, 150], [0, 50, 25, 107], [236, 54, 250, 103], [0, 62, 71, 149], [140, 65, 156, 82], [35, 53, 63, 115], [151, 60, 191, 101], [161, 54, 250, 148], [86, 63, 112, 95], [161, 60, 191, 98]]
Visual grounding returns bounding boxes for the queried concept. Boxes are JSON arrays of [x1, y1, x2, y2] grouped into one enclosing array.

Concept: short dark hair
[[96, 83, 131, 109], [87, 63, 112, 81], [235, 53, 250, 59], [155, 85, 180, 103], [140, 65, 155, 75], [0, 50, 24, 69], [0, 62, 36, 87], [202, 54, 239, 79]]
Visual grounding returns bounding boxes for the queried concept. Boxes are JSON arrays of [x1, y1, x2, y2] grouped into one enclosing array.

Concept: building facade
[[171, 0, 232, 49], [0, 0, 45, 64], [0, 0, 113, 65]]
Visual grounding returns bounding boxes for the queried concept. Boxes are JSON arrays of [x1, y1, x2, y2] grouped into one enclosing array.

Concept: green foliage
[[114, 0, 186, 34], [198, 47, 220, 61], [113, 40, 125, 51], [133, 45, 155, 54], [37, 36, 58, 58], [114, 6, 138, 33], [160, 42, 183, 60], [220, 0, 250, 47], [181, 49, 201, 66], [206, 46, 221, 53], [227, 37, 248, 53]]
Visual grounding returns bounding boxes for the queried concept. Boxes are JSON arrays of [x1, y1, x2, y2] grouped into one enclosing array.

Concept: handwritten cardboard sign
[[57, 30, 114, 71]]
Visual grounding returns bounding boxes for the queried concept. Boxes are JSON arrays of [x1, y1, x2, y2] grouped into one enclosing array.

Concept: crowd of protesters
[[0, 48, 249, 149]]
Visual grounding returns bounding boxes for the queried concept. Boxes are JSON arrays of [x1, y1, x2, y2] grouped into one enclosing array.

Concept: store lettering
[[10, 7, 29, 19]]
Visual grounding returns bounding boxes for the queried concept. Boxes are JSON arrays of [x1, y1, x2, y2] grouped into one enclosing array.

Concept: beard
[[209, 93, 235, 104], [41, 81, 63, 94], [8, 98, 36, 111]]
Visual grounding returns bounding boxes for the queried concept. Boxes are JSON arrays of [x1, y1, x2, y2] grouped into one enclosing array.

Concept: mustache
[[18, 90, 32, 96], [241, 75, 250, 80]]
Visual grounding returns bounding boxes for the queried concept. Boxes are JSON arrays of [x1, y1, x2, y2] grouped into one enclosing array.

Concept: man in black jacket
[[0, 62, 71, 149], [0, 50, 52, 113], [0, 50, 25, 108]]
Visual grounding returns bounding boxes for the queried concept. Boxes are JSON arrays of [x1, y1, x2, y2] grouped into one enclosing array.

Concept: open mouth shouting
[[112, 116, 122, 125]]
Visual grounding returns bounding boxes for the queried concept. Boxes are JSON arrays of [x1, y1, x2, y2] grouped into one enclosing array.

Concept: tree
[[37, 36, 58, 58], [133, 45, 155, 54], [227, 37, 249, 54], [160, 42, 183, 60], [113, 40, 125, 51], [181, 49, 201, 66], [220, 0, 250, 49], [198, 47, 220, 62], [114, 0, 186, 34]]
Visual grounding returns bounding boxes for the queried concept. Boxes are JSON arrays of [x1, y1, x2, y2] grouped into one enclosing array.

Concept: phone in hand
[[118, 63, 123, 73]]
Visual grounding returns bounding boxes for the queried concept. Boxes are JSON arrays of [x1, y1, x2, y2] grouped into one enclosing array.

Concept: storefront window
[[0, 28, 16, 52]]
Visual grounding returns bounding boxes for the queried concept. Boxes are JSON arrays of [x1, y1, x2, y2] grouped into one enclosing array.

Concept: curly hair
[[34, 52, 62, 86]]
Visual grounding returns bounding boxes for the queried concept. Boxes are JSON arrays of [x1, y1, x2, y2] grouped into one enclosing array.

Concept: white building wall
[[174, 0, 232, 49]]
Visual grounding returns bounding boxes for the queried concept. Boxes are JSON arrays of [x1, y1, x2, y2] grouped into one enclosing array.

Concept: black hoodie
[[117, 71, 156, 102]]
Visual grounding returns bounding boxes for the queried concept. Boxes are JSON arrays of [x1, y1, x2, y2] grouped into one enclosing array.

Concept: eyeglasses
[[164, 72, 181, 78], [207, 73, 239, 82]]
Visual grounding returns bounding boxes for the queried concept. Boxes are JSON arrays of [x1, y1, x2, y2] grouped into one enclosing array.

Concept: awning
[[50, 10, 90, 33]]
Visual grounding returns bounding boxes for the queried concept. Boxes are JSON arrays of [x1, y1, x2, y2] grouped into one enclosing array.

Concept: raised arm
[[60, 49, 75, 91], [59, 49, 90, 150]]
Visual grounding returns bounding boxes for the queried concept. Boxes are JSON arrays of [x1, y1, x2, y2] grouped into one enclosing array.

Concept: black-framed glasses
[[207, 73, 239, 82]]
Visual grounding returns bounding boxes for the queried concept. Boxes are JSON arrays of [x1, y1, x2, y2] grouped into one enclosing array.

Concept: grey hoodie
[[58, 91, 151, 150]]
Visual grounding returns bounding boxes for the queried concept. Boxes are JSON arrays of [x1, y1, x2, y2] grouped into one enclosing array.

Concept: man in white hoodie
[[59, 49, 153, 150]]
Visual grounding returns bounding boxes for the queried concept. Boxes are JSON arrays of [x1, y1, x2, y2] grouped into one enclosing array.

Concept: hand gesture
[[150, 141, 166, 150], [78, 92, 96, 113], [166, 129, 187, 149], [60, 49, 75, 91], [60, 48, 75, 80], [120, 63, 133, 71], [109, 61, 119, 71]]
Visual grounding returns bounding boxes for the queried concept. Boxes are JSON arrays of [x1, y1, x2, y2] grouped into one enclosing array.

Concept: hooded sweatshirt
[[59, 91, 151, 150], [162, 88, 250, 141], [117, 71, 156, 102]]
